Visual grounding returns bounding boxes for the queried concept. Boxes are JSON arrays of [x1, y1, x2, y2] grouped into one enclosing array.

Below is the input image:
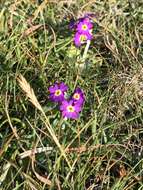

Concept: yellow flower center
[[79, 34, 87, 42], [73, 93, 80, 100], [55, 89, 61, 96], [82, 24, 87, 30], [67, 105, 75, 113]]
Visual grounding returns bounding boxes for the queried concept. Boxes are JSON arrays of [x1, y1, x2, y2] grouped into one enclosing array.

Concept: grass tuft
[[0, 0, 143, 189]]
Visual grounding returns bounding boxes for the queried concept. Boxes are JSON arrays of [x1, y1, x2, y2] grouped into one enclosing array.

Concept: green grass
[[0, 0, 143, 189]]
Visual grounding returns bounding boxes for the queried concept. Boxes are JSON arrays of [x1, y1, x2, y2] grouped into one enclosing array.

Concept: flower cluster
[[71, 16, 94, 47], [49, 83, 85, 119]]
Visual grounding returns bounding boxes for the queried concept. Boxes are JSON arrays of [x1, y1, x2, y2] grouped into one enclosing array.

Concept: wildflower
[[72, 87, 85, 105], [77, 18, 93, 34], [74, 32, 92, 47], [69, 18, 76, 30], [49, 82, 68, 103], [60, 100, 82, 119]]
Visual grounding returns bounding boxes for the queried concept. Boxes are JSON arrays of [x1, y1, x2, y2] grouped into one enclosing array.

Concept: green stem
[[82, 40, 91, 62]]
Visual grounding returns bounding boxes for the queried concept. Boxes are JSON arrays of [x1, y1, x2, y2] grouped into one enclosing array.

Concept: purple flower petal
[[69, 19, 76, 30], [72, 87, 85, 105], [48, 82, 68, 103], [60, 100, 69, 110], [59, 82, 68, 92], [60, 99, 83, 119], [74, 103, 82, 112], [77, 19, 93, 34], [49, 84, 58, 93], [74, 31, 92, 47]]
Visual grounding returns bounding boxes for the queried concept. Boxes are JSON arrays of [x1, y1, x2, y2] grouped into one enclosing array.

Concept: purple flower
[[77, 18, 93, 34], [49, 82, 68, 103], [69, 19, 76, 30], [72, 88, 85, 105], [74, 32, 92, 47], [60, 100, 82, 119]]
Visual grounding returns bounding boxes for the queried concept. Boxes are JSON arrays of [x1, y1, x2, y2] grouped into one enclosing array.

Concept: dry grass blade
[[5, 93, 19, 139], [8, 1, 21, 29], [17, 74, 42, 112], [31, 155, 52, 186], [0, 134, 14, 157], [22, 24, 43, 37], [19, 146, 53, 159], [0, 162, 11, 184]]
